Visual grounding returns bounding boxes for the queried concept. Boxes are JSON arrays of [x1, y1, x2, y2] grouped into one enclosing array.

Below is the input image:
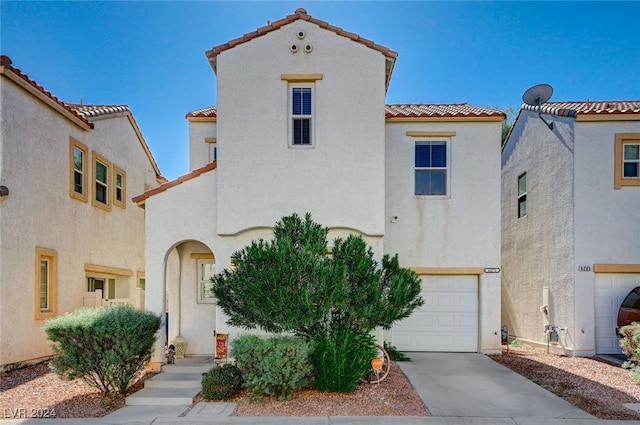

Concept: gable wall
[[501, 111, 576, 349], [215, 20, 386, 236]]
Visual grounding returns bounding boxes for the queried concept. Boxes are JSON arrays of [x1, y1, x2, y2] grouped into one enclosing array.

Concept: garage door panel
[[392, 276, 478, 352], [595, 274, 640, 354]]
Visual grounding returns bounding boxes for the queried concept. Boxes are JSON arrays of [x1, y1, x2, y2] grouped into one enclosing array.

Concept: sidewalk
[[3, 353, 640, 425]]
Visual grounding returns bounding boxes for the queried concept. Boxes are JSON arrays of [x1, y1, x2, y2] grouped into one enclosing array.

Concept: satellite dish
[[522, 83, 553, 106], [522, 83, 554, 130]]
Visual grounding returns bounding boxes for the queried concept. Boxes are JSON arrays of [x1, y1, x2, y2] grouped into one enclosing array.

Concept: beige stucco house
[[501, 100, 640, 356], [0, 56, 165, 371], [133, 9, 505, 366]]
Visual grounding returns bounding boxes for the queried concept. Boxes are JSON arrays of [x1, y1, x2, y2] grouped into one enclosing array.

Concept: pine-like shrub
[[201, 363, 242, 400], [619, 322, 640, 383], [44, 305, 161, 395], [231, 334, 313, 401]]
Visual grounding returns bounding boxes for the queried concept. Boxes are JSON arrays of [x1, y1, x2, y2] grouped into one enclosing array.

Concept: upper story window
[[92, 152, 112, 211], [291, 86, 312, 145], [69, 138, 88, 202], [615, 133, 640, 189], [415, 141, 447, 196], [518, 172, 527, 218], [114, 166, 126, 209]]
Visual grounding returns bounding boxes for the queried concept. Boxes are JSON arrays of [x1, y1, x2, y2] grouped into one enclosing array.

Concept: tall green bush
[[213, 213, 423, 392], [231, 334, 314, 401], [311, 316, 376, 392], [45, 305, 161, 395], [619, 322, 640, 383]]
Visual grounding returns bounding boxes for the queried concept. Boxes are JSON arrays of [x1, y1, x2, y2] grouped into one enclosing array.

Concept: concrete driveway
[[398, 352, 593, 419]]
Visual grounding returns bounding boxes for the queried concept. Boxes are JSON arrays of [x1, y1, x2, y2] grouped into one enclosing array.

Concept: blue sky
[[2, 1, 639, 181]]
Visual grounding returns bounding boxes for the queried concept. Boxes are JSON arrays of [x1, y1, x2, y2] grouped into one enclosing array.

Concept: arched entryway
[[165, 240, 216, 357]]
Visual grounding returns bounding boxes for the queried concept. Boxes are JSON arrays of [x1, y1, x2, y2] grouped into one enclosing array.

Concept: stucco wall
[[144, 167, 386, 361], [501, 111, 576, 350], [385, 121, 502, 267], [385, 119, 503, 353], [0, 79, 157, 368], [215, 20, 386, 236], [572, 121, 640, 354], [189, 121, 217, 171]]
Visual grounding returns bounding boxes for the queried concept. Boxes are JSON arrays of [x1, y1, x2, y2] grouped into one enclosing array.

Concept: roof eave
[[1, 65, 93, 131]]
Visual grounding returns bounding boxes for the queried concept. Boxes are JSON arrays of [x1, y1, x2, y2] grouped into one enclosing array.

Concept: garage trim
[[410, 267, 485, 275], [594, 264, 640, 273]]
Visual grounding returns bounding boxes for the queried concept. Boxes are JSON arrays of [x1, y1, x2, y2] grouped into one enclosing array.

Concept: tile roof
[[132, 161, 217, 206], [522, 100, 640, 117], [385, 104, 506, 119], [204, 8, 397, 91], [205, 8, 398, 61], [0, 55, 93, 130], [186, 104, 506, 120], [66, 103, 165, 181], [186, 106, 217, 120], [67, 104, 131, 119]]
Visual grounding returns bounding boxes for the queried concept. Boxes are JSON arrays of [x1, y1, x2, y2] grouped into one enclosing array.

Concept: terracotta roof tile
[[205, 8, 398, 61], [186, 104, 505, 120], [385, 103, 506, 119], [67, 104, 131, 118], [522, 100, 640, 117], [186, 106, 217, 119], [186, 103, 505, 119], [133, 161, 217, 205], [0, 55, 93, 129]]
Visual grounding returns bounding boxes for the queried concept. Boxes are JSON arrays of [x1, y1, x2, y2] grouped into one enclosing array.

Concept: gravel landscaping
[[2, 346, 640, 419], [489, 345, 640, 420]]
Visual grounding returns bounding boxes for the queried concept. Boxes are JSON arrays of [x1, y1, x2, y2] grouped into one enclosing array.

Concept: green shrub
[[231, 334, 313, 401], [619, 322, 640, 383], [384, 342, 411, 361], [45, 305, 161, 395], [201, 363, 242, 400], [311, 322, 376, 393]]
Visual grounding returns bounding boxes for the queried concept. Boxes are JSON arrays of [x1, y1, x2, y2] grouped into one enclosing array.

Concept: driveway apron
[[398, 352, 593, 419]]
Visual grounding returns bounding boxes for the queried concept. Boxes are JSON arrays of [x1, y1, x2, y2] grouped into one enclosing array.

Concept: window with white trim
[[415, 141, 447, 195], [614, 133, 640, 189], [518, 172, 527, 218], [114, 166, 126, 209], [197, 259, 216, 304], [623, 143, 639, 178], [70, 138, 88, 202], [92, 152, 112, 211], [205, 138, 217, 162], [291, 86, 312, 145], [35, 247, 57, 320]]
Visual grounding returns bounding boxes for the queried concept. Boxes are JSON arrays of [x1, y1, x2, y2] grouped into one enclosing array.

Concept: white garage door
[[595, 274, 640, 354], [392, 275, 478, 352]]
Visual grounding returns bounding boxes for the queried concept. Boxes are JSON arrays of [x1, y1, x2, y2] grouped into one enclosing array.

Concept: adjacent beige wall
[[0, 77, 159, 369]]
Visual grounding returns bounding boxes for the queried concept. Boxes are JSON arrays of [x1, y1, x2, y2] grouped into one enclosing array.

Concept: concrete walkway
[[3, 353, 640, 425]]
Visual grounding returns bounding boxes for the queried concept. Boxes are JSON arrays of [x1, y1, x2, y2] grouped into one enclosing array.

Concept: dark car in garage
[[617, 287, 640, 333]]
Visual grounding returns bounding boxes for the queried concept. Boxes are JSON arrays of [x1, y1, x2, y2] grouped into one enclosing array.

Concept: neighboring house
[[0, 56, 165, 371], [133, 8, 505, 366], [501, 100, 640, 356]]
